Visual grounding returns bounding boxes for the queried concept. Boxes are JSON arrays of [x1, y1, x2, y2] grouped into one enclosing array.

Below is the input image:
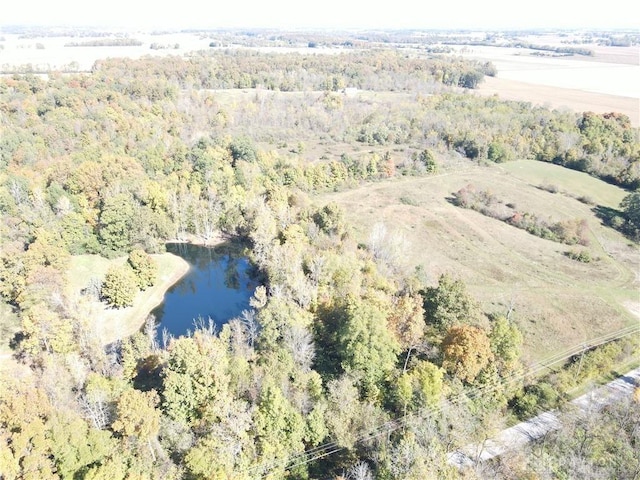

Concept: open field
[[0, 32, 212, 71], [67, 252, 189, 345], [317, 160, 639, 363], [454, 45, 639, 97], [499, 160, 628, 208], [0, 32, 342, 72], [475, 76, 639, 126], [453, 43, 639, 125], [3, 31, 637, 123]]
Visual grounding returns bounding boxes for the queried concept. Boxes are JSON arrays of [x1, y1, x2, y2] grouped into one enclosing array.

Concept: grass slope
[[318, 160, 639, 363], [67, 252, 190, 345]]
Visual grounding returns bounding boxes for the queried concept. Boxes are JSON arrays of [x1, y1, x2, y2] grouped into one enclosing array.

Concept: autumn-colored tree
[[23, 228, 70, 273], [101, 265, 138, 308], [112, 388, 161, 461], [0, 246, 28, 304], [387, 293, 426, 351], [442, 325, 494, 383], [20, 303, 75, 355], [0, 379, 56, 479], [127, 249, 157, 290]]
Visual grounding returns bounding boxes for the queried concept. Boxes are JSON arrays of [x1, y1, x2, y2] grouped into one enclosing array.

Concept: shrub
[[565, 249, 592, 263], [511, 382, 560, 419], [539, 183, 559, 193], [551, 218, 590, 246], [399, 195, 419, 206], [577, 195, 595, 206], [487, 141, 510, 163]]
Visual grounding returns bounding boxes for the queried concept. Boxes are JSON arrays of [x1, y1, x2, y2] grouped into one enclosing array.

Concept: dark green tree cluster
[[620, 191, 640, 239], [91, 49, 489, 94]]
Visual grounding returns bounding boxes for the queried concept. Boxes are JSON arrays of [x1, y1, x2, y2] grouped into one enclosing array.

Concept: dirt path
[[448, 366, 640, 468]]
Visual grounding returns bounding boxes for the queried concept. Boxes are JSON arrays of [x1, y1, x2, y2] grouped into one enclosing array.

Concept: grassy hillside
[[318, 160, 639, 362], [67, 252, 190, 344]]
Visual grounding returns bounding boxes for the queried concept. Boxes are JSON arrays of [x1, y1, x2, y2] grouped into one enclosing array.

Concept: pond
[[150, 243, 257, 338]]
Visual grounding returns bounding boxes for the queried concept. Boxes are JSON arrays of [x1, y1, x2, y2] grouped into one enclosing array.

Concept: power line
[[249, 323, 640, 477]]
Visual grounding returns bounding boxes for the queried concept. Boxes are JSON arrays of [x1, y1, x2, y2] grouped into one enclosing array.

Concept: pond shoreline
[[97, 252, 191, 345], [151, 242, 255, 338], [69, 237, 249, 346], [98, 236, 241, 344]]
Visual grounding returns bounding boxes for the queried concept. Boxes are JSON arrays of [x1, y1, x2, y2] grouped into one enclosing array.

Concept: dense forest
[[0, 46, 639, 479]]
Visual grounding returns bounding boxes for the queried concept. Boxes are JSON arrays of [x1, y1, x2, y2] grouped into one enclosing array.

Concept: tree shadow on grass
[[592, 205, 623, 228], [593, 205, 638, 243]]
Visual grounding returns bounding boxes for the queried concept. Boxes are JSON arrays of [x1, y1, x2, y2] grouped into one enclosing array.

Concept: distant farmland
[[1, 30, 637, 124], [454, 43, 639, 126]]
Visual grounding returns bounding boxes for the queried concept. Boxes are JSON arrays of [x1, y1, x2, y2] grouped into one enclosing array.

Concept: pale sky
[[1, 0, 638, 30]]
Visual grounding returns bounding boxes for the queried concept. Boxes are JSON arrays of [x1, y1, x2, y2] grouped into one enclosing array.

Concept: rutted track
[[448, 364, 640, 468]]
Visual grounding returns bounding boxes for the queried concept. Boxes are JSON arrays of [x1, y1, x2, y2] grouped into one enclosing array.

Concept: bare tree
[[8, 178, 27, 206], [144, 314, 159, 352], [192, 316, 216, 336], [194, 191, 221, 245], [80, 390, 112, 430], [54, 195, 74, 216], [283, 324, 315, 372], [168, 189, 193, 241], [239, 309, 260, 349], [347, 461, 374, 480], [161, 327, 174, 350], [307, 254, 325, 286], [225, 317, 254, 360]]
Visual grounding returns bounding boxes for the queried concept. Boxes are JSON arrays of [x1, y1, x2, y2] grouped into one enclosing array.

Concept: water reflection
[[151, 243, 256, 338]]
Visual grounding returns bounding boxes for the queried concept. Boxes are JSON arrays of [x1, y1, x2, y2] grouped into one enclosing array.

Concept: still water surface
[[151, 243, 256, 338]]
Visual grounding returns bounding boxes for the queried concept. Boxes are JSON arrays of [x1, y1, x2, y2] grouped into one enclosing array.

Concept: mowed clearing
[[67, 252, 189, 345], [318, 160, 639, 363]]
